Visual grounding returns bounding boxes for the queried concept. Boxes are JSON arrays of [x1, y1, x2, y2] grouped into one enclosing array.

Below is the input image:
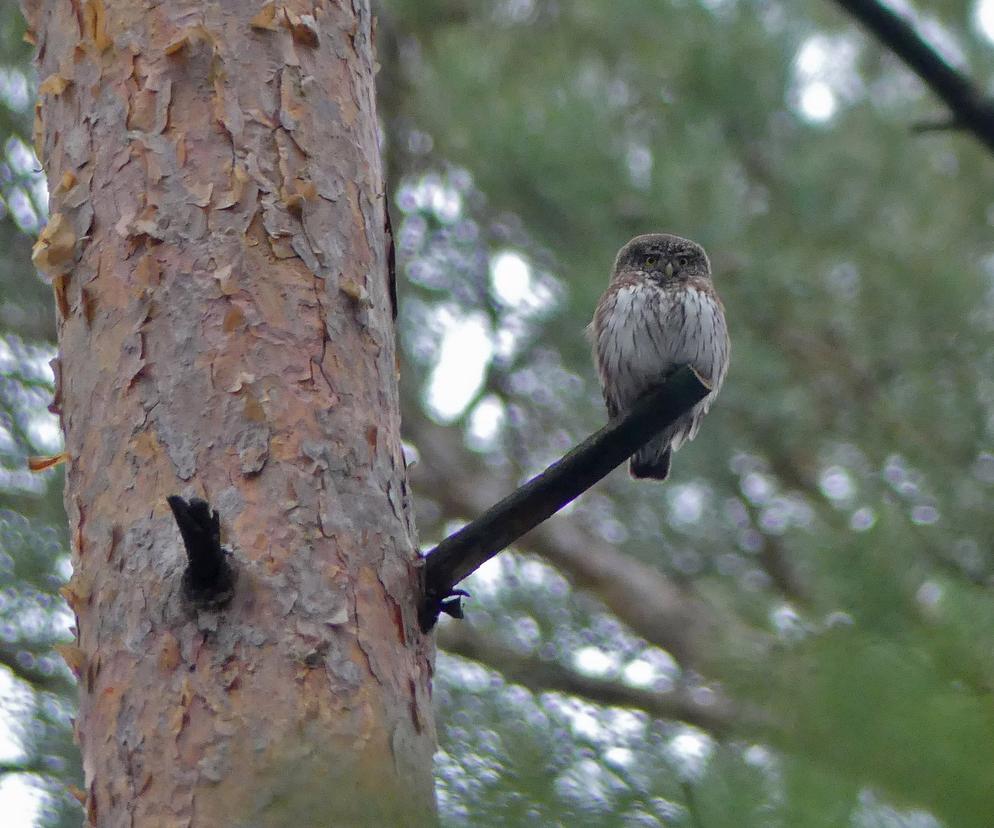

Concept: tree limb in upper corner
[[437, 622, 771, 738], [832, 0, 994, 153]]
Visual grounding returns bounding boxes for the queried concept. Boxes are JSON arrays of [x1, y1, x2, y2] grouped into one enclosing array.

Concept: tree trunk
[[21, 0, 436, 823]]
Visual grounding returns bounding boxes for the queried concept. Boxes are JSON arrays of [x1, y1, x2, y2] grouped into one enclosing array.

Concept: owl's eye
[[644, 255, 657, 267], [677, 256, 689, 267]]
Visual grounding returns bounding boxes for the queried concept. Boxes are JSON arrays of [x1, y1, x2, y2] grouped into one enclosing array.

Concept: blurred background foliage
[[2, 0, 994, 825]]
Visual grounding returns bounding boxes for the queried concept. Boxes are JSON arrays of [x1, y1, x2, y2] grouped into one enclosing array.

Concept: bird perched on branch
[[590, 234, 730, 480]]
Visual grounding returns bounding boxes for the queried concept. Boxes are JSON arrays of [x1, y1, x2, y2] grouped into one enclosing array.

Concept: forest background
[[2, 1, 994, 825]]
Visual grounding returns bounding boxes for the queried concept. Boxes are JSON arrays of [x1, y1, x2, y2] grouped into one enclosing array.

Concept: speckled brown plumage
[[589, 234, 730, 480]]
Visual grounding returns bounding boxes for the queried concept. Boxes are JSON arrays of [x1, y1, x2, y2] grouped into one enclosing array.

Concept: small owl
[[589, 234, 729, 481]]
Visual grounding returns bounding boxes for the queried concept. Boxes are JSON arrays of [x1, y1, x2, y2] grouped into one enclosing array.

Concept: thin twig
[[909, 116, 963, 134], [419, 365, 710, 630], [832, 0, 994, 153]]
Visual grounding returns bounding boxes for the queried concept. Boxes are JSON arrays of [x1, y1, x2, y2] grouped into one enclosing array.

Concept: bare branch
[[166, 496, 236, 609], [832, 0, 994, 153], [437, 622, 768, 737], [407, 409, 771, 671], [419, 366, 710, 630]]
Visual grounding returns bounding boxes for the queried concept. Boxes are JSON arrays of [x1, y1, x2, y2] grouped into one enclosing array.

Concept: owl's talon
[[440, 590, 470, 619], [419, 587, 471, 630]]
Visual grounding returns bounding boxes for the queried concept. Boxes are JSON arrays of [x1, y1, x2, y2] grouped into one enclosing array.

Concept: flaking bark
[[21, 0, 436, 823]]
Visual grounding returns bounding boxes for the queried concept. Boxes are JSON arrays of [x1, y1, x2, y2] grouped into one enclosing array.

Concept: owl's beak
[[664, 261, 674, 278]]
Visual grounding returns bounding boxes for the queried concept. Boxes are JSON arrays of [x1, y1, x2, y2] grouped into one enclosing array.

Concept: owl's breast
[[596, 283, 677, 395], [595, 282, 728, 405]]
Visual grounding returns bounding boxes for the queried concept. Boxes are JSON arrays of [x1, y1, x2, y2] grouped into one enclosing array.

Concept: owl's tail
[[629, 437, 672, 481]]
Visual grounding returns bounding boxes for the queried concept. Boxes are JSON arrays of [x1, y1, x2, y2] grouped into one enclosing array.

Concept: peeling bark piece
[[55, 643, 87, 677], [284, 9, 319, 47], [385, 191, 397, 319], [32, 212, 77, 278], [236, 424, 270, 476], [39, 73, 71, 95], [163, 23, 215, 56], [250, 2, 279, 31], [83, 0, 112, 52], [48, 356, 62, 415], [51, 273, 70, 319], [27, 452, 69, 472]]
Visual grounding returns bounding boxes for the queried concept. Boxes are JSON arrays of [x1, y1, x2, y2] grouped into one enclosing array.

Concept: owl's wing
[[603, 391, 620, 420], [665, 288, 729, 451], [590, 288, 625, 419]]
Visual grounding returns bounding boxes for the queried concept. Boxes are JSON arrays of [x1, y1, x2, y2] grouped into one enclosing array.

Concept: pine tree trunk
[[20, 0, 436, 823]]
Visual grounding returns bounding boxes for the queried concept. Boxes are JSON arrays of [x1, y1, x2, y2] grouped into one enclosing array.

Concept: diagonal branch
[[407, 408, 770, 671], [831, 0, 994, 153], [437, 622, 769, 737], [419, 366, 710, 630]]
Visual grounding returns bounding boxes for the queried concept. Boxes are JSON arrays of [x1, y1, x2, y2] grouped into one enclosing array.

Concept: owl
[[589, 234, 729, 480]]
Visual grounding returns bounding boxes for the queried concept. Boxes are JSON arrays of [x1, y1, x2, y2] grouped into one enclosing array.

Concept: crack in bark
[[309, 276, 336, 396]]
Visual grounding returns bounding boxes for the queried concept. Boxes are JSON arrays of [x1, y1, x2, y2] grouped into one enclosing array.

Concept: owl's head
[[612, 233, 711, 283]]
